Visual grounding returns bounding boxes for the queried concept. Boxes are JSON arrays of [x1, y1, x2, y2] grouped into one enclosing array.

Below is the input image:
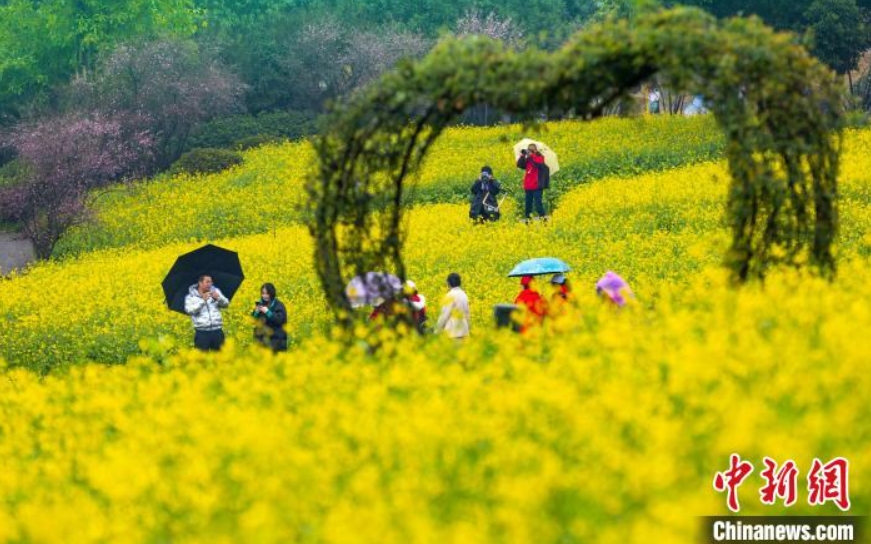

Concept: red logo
[[759, 457, 798, 507], [808, 457, 850, 511], [714, 455, 851, 512], [713, 454, 755, 512]]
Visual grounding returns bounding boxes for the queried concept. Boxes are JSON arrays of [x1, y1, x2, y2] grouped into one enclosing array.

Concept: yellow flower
[[1, 118, 870, 542]]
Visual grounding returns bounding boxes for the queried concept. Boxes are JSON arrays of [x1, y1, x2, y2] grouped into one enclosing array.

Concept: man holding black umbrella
[[163, 244, 244, 351], [185, 274, 230, 351]]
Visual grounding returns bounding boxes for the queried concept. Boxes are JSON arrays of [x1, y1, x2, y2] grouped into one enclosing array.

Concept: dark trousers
[[194, 329, 225, 351], [255, 332, 288, 352], [525, 189, 545, 218]]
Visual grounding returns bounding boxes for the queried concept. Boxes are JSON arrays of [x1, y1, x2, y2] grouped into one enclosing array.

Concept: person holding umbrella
[[506, 258, 569, 331], [514, 275, 547, 332], [185, 274, 230, 351], [252, 282, 288, 352], [163, 244, 245, 351], [549, 273, 572, 318], [517, 143, 547, 221], [515, 140, 558, 222]]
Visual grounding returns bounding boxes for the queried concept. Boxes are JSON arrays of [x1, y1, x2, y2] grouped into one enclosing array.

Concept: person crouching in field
[[252, 282, 288, 352], [185, 274, 229, 351], [470, 165, 502, 223]]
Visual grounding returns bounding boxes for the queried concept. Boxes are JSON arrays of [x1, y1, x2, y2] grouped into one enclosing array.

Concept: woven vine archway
[[309, 7, 842, 326]]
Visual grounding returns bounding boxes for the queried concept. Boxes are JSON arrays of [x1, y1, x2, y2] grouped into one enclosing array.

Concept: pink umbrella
[[596, 271, 634, 307]]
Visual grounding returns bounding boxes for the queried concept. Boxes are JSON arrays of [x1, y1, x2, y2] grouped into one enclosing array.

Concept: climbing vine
[[309, 7, 843, 326]]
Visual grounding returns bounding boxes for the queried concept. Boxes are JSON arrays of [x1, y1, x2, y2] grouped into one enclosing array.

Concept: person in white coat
[[184, 274, 230, 351], [435, 272, 470, 341]]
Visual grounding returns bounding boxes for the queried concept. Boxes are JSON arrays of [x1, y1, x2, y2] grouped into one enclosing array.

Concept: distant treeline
[[1, 0, 869, 122], [0, 0, 868, 259]]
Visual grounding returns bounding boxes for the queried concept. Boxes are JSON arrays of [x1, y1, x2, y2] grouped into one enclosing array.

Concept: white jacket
[[184, 284, 229, 331], [436, 287, 470, 338]]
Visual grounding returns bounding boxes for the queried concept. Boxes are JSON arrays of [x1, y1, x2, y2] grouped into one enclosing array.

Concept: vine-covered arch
[[309, 7, 842, 326]]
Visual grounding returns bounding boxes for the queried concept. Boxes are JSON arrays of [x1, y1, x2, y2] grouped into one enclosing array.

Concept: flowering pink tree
[[0, 113, 152, 258], [271, 18, 431, 111], [454, 10, 525, 125], [343, 28, 432, 93], [70, 39, 246, 170], [455, 9, 524, 47]]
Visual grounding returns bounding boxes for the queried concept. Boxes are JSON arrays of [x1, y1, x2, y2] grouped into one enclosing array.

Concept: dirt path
[[0, 232, 35, 276]]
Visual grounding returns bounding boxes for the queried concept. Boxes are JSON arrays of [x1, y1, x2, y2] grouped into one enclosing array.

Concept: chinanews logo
[[712, 454, 850, 512], [704, 455, 862, 543]]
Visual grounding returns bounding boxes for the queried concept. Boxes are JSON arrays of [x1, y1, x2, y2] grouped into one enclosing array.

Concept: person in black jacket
[[469, 165, 502, 223], [252, 282, 288, 352]]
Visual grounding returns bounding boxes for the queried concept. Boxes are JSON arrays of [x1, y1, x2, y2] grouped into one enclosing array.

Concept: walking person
[[548, 273, 572, 319], [514, 275, 547, 332], [648, 86, 662, 114], [596, 271, 635, 307], [405, 280, 428, 335], [252, 282, 288, 352], [185, 274, 230, 351], [516, 143, 548, 221], [435, 272, 470, 342]]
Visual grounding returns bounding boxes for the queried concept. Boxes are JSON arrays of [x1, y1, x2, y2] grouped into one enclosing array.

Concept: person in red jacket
[[404, 280, 428, 335], [514, 275, 547, 332], [516, 143, 547, 220]]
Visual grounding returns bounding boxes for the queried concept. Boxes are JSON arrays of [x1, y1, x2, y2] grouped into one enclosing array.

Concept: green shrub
[[169, 148, 243, 176], [186, 110, 318, 151], [234, 134, 280, 150], [0, 159, 28, 189], [843, 108, 870, 129], [0, 144, 15, 169]]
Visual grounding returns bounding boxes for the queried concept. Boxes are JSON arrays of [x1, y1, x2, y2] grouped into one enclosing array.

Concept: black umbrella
[[162, 244, 245, 314]]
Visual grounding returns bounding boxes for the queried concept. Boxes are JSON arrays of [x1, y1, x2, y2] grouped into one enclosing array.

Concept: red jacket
[[408, 293, 426, 323], [518, 153, 545, 191], [515, 288, 547, 331]]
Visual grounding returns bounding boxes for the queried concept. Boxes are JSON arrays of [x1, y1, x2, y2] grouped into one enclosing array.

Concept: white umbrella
[[513, 138, 559, 175]]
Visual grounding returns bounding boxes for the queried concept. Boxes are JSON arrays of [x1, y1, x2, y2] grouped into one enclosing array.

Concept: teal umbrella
[[507, 257, 570, 277]]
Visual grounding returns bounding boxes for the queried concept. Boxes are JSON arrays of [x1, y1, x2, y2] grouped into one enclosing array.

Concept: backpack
[[536, 161, 551, 189]]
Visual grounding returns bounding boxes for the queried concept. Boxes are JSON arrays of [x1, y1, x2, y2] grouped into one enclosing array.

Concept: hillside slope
[[55, 116, 722, 257], [1, 127, 869, 371]]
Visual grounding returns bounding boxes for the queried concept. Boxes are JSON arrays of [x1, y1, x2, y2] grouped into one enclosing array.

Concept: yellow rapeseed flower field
[[55, 115, 722, 256], [1, 117, 869, 542]]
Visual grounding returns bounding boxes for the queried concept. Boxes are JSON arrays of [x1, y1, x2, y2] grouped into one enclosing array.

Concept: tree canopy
[[671, 0, 871, 74], [0, 0, 199, 119], [1, 0, 866, 121]]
